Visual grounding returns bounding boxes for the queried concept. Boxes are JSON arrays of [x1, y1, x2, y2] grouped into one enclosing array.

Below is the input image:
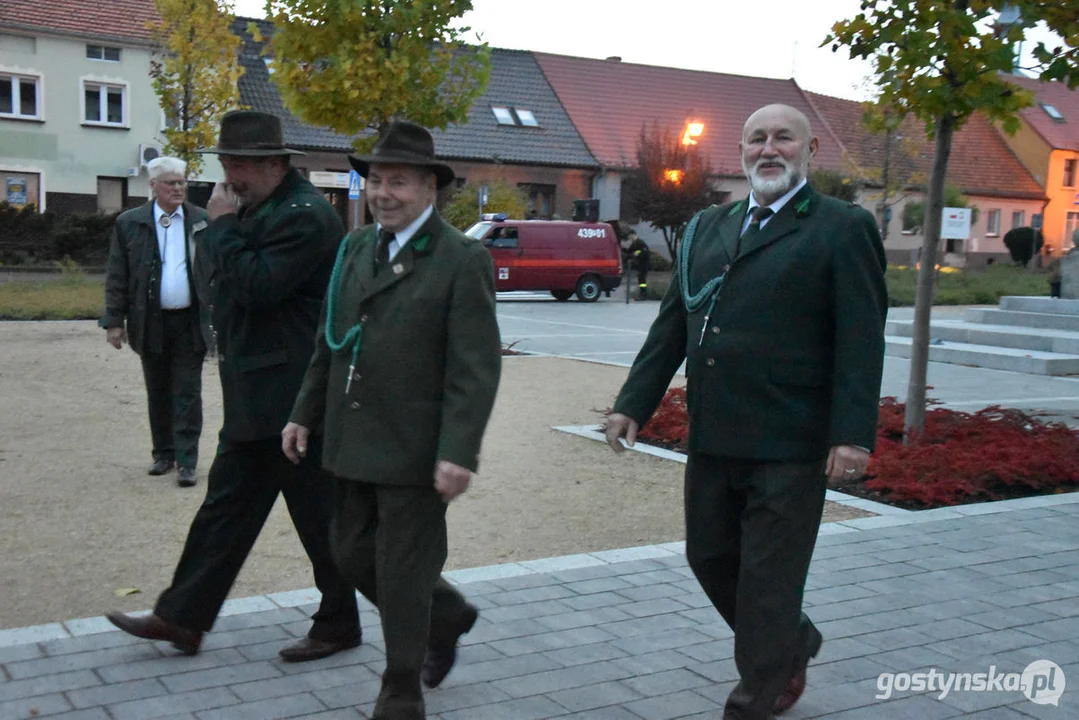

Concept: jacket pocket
[[237, 349, 288, 372], [769, 362, 827, 388]]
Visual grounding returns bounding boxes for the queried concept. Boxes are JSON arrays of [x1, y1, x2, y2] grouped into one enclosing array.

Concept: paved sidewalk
[[2, 497, 1078, 720]]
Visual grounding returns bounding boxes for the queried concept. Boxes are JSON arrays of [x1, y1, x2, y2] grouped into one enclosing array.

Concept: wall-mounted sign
[[309, 171, 352, 190], [940, 207, 972, 240], [6, 177, 28, 207]]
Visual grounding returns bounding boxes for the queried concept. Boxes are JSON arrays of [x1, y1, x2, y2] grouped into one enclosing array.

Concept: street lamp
[[682, 120, 705, 146]]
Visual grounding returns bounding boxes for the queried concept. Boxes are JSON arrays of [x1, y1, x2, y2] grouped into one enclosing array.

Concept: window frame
[[986, 208, 1001, 237], [1011, 210, 1025, 230], [0, 72, 42, 121], [86, 45, 122, 62], [491, 106, 515, 125], [80, 78, 129, 128], [514, 108, 539, 127], [1064, 158, 1077, 189]]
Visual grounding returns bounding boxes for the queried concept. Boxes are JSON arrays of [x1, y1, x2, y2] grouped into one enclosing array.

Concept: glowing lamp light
[[682, 121, 705, 146], [664, 168, 684, 184]]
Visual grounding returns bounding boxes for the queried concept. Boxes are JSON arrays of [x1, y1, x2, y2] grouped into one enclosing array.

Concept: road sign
[[941, 207, 971, 240], [348, 170, 362, 200]]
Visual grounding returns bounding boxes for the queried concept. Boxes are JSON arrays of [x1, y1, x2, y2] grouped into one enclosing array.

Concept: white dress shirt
[[741, 178, 808, 235], [154, 203, 191, 310], [377, 204, 434, 262]]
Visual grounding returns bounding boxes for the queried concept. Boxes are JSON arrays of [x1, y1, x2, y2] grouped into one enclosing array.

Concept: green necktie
[[736, 206, 774, 259], [374, 228, 393, 274]]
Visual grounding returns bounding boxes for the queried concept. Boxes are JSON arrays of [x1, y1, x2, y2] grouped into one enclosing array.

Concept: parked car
[[465, 214, 623, 302]]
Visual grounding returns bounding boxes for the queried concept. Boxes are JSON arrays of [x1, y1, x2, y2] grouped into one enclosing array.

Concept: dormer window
[[1041, 103, 1065, 123], [492, 106, 515, 125], [515, 109, 538, 127], [491, 106, 540, 127]]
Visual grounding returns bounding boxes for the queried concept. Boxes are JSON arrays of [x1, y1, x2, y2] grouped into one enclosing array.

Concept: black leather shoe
[[148, 459, 175, 476], [106, 612, 202, 655], [177, 467, 197, 487], [373, 670, 424, 720], [775, 628, 823, 714], [421, 604, 478, 689], [278, 635, 361, 663]]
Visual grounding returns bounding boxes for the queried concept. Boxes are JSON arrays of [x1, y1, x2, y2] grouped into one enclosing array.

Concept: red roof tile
[[0, 0, 159, 43], [1004, 74, 1079, 152], [805, 91, 1045, 200], [533, 52, 845, 175]]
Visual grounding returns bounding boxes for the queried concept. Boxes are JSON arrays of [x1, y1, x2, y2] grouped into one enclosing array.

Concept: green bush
[[0, 202, 117, 266], [886, 264, 1049, 307], [648, 253, 673, 272], [441, 179, 528, 231]]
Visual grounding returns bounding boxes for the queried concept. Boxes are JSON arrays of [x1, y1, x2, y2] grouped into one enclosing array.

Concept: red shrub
[[633, 389, 1079, 509]]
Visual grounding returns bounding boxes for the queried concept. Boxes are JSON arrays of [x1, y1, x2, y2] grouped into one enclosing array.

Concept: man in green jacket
[[107, 111, 360, 664], [100, 156, 209, 487], [606, 104, 887, 720], [284, 121, 502, 720]]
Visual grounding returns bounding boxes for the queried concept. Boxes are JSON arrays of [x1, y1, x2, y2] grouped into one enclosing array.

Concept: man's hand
[[604, 412, 639, 453], [106, 327, 126, 350], [434, 461, 472, 503], [207, 182, 241, 221], [826, 444, 870, 486], [282, 422, 311, 465]]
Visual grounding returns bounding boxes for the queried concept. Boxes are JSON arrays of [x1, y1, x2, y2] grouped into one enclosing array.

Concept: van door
[[484, 225, 522, 290]]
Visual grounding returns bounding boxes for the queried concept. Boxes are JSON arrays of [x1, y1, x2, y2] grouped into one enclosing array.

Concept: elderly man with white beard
[[605, 104, 887, 720]]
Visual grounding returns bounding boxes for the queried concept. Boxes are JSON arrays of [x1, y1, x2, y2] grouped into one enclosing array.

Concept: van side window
[[487, 226, 519, 249]]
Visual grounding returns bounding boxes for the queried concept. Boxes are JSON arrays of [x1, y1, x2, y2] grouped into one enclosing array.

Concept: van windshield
[[465, 222, 492, 240]]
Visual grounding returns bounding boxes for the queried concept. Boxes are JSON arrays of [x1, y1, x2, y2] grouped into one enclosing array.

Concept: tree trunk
[[904, 113, 955, 441]]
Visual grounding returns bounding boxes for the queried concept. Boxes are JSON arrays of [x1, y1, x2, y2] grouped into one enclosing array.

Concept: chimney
[[606, 56, 622, 62]]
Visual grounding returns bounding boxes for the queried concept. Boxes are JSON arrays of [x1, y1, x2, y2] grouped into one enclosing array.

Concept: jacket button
[[705, 358, 715, 367], [353, 372, 362, 381], [711, 326, 721, 334], [350, 401, 360, 409], [360, 314, 369, 323]]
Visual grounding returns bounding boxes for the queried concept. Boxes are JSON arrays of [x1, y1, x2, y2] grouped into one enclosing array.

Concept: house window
[[1067, 212, 1079, 248], [518, 183, 555, 219], [1041, 104, 1065, 122], [491, 106, 540, 127], [1011, 210, 1025, 229], [986, 209, 1001, 236], [492, 106, 515, 125], [1064, 159, 1077, 188], [86, 45, 121, 62], [0, 74, 40, 119], [515, 109, 539, 127], [83, 81, 126, 126]]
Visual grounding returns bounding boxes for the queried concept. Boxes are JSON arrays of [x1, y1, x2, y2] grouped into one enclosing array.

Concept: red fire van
[[465, 215, 623, 301]]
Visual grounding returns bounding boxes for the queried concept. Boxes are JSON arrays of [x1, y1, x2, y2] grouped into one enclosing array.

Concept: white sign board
[[308, 171, 351, 190], [348, 170, 363, 200], [941, 207, 972, 240]]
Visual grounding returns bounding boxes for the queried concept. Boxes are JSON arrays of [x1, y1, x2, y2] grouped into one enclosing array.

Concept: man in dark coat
[[100, 156, 209, 487], [622, 230, 652, 300], [106, 111, 360, 663], [283, 121, 502, 720], [606, 104, 887, 720]]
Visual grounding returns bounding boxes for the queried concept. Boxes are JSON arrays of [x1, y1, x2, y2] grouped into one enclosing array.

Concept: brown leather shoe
[[774, 629, 823, 714], [106, 612, 202, 655], [421, 604, 478, 689], [278, 635, 361, 663], [373, 670, 424, 720]]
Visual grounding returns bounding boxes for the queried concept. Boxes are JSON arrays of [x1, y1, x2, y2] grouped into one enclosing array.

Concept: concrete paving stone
[[813, 636, 882, 664], [276, 620, 314, 640], [544, 680, 645, 713], [97, 648, 246, 683], [668, 578, 707, 594], [927, 629, 1048, 660], [310, 677, 383, 710], [478, 599, 577, 624], [686, 622, 734, 642], [615, 598, 692, 619], [459, 618, 551, 644], [217, 595, 278, 617], [1018, 639, 1079, 664], [230, 665, 376, 702], [484, 586, 578, 607], [603, 560, 671, 577], [670, 594, 714, 612], [555, 704, 641, 719], [816, 615, 910, 641], [535, 607, 634, 632], [160, 660, 281, 693], [0, 693, 74, 719], [867, 645, 975, 673], [611, 649, 696, 676], [491, 660, 632, 698], [562, 591, 639, 611], [197, 624, 292, 651], [1010, 617, 1079, 642], [207, 607, 307, 632], [0, 643, 45, 664], [613, 583, 687, 603], [442, 652, 565, 686], [620, 689, 717, 720], [66, 678, 167, 710], [195, 692, 326, 720], [1029, 599, 1079, 618], [987, 570, 1074, 589], [0, 624, 69, 648], [442, 563, 531, 585], [39, 709, 113, 720], [6, 643, 163, 680], [486, 626, 618, 656], [618, 570, 689, 587], [519, 554, 608, 575], [63, 616, 125, 638], [468, 595, 499, 612], [812, 553, 894, 573], [446, 580, 503, 597], [563, 577, 636, 595], [545, 565, 626, 585], [803, 584, 881, 606], [599, 613, 700, 640], [489, 573, 570, 591], [933, 683, 1026, 713], [833, 563, 934, 584], [908, 618, 994, 641], [0, 669, 100, 703], [908, 552, 994, 571], [608, 627, 713, 657], [621, 668, 712, 697], [650, 554, 689, 569], [904, 598, 1002, 621], [808, 593, 926, 623], [439, 694, 568, 720], [685, 678, 739, 707], [957, 709, 1035, 719], [809, 656, 897, 685], [262, 588, 326, 609], [41, 630, 144, 657], [276, 645, 379, 676], [819, 693, 965, 719], [290, 711, 362, 720], [423, 681, 514, 713], [777, 678, 881, 715], [541, 642, 629, 669], [107, 686, 238, 720], [590, 546, 677, 564], [454, 642, 505, 665], [860, 627, 942, 653], [675, 639, 733, 664], [683, 658, 740, 684], [1007, 700, 1072, 719], [966, 607, 1064, 631]]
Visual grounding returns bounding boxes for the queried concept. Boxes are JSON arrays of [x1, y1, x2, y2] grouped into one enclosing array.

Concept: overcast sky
[[230, 0, 1063, 102]]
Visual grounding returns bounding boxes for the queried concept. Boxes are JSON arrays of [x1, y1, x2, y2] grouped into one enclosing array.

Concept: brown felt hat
[[348, 121, 454, 189], [196, 110, 305, 156]]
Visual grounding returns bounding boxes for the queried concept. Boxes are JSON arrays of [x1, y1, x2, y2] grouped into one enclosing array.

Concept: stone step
[[885, 336, 1079, 376], [964, 308, 1079, 332], [999, 296, 1079, 316], [885, 319, 1079, 354]]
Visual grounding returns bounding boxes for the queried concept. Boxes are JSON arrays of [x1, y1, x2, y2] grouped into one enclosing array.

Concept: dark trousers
[[155, 436, 360, 640], [1051, 281, 1062, 298], [636, 268, 649, 298], [330, 480, 470, 679], [684, 452, 827, 720], [140, 310, 205, 469]]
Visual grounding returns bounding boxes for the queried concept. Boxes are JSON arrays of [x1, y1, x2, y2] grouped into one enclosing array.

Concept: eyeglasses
[[155, 179, 187, 189]]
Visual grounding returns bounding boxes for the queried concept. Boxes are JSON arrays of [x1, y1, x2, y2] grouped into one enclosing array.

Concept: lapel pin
[[392, 263, 404, 275]]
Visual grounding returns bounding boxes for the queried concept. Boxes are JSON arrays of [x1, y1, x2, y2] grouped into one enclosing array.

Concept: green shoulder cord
[[324, 235, 363, 394], [680, 202, 745, 346]]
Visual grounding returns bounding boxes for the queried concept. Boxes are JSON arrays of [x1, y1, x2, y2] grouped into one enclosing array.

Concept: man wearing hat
[[283, 121, 502, 719], [106, 110, 361, 663]]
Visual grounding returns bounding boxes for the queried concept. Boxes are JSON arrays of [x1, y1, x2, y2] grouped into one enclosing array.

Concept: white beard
[[742, 152, 809, 202]]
